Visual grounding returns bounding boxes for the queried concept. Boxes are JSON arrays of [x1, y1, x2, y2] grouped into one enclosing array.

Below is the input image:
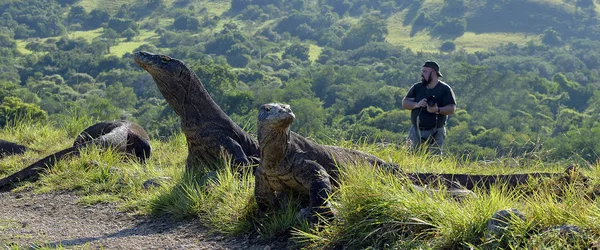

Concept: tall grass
[[2, 121, 600, 248]]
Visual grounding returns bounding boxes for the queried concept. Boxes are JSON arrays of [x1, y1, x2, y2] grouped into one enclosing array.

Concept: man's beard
[[421, 71, 434, 85]]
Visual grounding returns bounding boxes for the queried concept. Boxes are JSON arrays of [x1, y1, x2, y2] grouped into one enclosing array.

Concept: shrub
[[440, 41, 457, 52]]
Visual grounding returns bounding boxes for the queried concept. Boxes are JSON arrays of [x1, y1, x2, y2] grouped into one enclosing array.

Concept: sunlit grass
[[68, 28, 103, 43], [2, 117, 600, 248], [386, 6, 542, 53], [108, 29, 157, 57], [15, 40, 33, 55], [0, 117, 187, 214], [455, 32, 541, 53], [77, 0, 131, 13], [308, 44, 322, 62], [385, 10, 442, 53], [191, 0, 231, 17], [109, 41, 147, 57]]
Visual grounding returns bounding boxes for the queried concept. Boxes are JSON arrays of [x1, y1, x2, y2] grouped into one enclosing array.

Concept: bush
[[0, 96, 48, 127], [440, 41, 456, 52], [432, 18, 466, 36]]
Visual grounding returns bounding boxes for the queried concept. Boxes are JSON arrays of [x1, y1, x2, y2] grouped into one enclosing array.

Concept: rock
[[486, 208, 526, 239], [143, 177, 172, 190], [545, 225, 582, 239]]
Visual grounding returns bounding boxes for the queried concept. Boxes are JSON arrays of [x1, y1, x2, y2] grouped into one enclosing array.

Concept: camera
[[426, 95, 437, 106]]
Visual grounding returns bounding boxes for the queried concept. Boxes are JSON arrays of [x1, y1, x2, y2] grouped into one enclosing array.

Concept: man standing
[[402, 61, 456, 155]]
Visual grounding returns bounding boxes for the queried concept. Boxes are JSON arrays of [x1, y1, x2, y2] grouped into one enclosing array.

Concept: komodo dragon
[[0, 120, 151, 192], [133, 51, 259, 172], [0, 140, 29, 158], [254, 103, 410, 221], [406, 171, 564, 190], [254, 103, 579, 221]]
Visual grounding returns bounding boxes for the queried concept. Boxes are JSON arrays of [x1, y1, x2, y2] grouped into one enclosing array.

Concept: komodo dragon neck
[[258, 126, 290, 170], [155, 71, 235, 128]]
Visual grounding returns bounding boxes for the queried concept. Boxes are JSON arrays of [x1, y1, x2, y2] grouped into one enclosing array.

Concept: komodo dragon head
[[133, 51, 204, 118], [258, 103, 295, 130], [257, 103, 295, 147]]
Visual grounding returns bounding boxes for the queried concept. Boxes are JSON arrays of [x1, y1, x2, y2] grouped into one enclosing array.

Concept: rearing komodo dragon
[[254, 103, 403, 221], [0, 120, 151, 192], [133, 51, 260, 172]]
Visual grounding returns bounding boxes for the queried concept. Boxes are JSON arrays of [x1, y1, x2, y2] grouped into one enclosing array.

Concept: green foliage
[[283, 43, 309, 61], [107, 18, 139, 34], [542, 27, 562, 46], [4, 0, 600, 168], [432, 17, 466, 37], [440, 40, 456, 52], [0, 96, 47, 127], [0, 0, 66, 38], [172, 15, 200, 31], [340, 15, 388, 50]]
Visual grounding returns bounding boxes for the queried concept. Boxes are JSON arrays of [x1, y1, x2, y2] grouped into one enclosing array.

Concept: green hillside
[[1, 0, 600, 161]]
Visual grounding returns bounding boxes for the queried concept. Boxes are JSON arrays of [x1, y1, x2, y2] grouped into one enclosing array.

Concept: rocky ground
[[0, 191, 284, 249]]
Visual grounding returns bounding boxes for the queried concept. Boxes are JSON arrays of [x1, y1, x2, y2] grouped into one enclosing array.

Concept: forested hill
[[1, 0, 600, 162]]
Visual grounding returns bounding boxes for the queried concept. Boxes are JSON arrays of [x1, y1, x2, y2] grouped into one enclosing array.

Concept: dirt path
[[0, 191, 276, 249]]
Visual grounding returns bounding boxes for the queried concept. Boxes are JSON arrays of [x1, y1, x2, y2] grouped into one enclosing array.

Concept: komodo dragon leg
[[223, 137, 252, 166]]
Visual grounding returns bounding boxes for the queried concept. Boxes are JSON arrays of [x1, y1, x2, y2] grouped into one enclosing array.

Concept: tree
[[86, 9, 110, 29], [340, 15, 388, 50], [542, 27, 561, 46], [576, 0, 595, 9], [283, 43, 310, 61], [122, 28, 137, 41], [432, 18, 466, 36], [289, 98, 326, 137], [105, 82, 138, 110], [440, 41, 456, 52]]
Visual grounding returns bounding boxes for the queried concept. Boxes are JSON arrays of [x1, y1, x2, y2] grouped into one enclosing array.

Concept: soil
[[0, 191, 288, 249]]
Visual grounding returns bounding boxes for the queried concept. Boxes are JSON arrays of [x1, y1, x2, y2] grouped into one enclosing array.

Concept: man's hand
[[415, 98, 428, 109], [427, 103, 439, 113]]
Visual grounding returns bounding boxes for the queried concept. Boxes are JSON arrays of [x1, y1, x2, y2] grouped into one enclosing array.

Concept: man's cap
[[423, 60, 443, 77]]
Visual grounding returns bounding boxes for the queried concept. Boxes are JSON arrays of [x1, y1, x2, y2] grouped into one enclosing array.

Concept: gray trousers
[[408, 125, 446, 155]]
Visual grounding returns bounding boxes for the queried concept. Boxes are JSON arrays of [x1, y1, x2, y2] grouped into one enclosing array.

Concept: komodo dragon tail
[[0, 143, 88, 192], [405, 166, 583, 190]]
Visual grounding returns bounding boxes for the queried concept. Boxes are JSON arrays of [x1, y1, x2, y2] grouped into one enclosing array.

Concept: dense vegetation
[[2, 0, 600, 162]]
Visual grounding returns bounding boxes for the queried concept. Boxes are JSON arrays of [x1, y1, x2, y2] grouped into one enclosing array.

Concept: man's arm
[[426, 84, 457, 115], [437, 104, 456, 115], [402, 97, 427, 110]]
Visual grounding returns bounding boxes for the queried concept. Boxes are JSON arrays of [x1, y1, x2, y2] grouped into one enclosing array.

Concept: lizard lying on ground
[[0, 140, 29, 159], [0, 120, 151, 192]]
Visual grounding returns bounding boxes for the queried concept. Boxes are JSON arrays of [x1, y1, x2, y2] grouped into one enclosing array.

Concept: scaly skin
[[255, 103, 399, 221], [133, 51, 259, 172], [0, 140, 29, 158], [0, 120, 151, 192], [406, 164, 583, 190]]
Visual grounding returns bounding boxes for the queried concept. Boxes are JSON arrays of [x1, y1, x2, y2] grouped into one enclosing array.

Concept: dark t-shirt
[[405, 81, 456, 130]]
